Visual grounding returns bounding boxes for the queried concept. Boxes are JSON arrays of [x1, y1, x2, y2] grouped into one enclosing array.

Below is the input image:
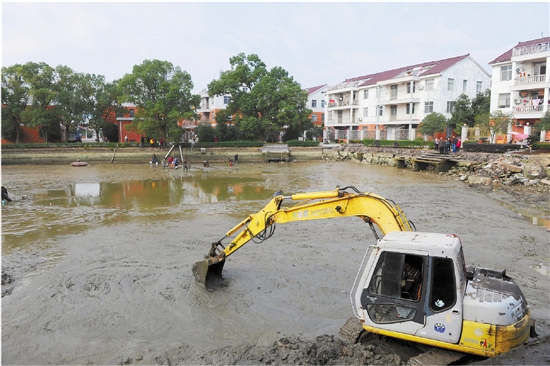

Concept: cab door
[[360, 250, 427, 336], [419, 256, 463, 343]]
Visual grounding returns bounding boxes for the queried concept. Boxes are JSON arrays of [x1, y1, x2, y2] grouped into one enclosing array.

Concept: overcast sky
[[2, 2, 549, 93]]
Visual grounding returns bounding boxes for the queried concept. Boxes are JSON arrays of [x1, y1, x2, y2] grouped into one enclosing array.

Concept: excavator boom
[[192, 186, 414, 287]]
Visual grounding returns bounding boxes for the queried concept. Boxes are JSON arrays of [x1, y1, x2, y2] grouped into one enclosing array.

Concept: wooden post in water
[[110, 144, 119, 163], [164, 144, 175, 159]]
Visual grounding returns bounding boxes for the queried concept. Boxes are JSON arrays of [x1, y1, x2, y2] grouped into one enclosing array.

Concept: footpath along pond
[[1, 162, 549, 364]]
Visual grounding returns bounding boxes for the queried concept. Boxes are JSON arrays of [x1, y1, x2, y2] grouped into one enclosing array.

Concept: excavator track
[[406, 347, 466, 366], [339, 317, 365, 343], [339, 318, 467, 365]]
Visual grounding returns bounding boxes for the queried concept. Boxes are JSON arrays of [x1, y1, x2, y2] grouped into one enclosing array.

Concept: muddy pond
[[2, 162, 549, 365]]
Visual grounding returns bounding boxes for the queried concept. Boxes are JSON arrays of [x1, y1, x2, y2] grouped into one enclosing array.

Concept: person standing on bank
[[234, 154, 238, 164], [438, 138, 445, 154]]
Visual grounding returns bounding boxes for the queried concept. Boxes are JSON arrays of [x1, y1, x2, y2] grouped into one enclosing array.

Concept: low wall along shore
[[2, 145, 549, 186]]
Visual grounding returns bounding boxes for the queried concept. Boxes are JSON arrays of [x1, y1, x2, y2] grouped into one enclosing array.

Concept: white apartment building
[[305, 84, 328, 127], [324, 54, 491, 142], [488, 36, 549, 141], [188, 88, 232, 141]]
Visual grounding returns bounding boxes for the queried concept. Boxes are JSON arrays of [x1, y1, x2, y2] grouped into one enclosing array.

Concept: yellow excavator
[[192, 186, 536, 359]]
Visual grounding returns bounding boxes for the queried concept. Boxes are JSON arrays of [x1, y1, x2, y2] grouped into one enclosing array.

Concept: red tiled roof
[[339, 55, 470, 87], [489, 36, 550, 65], [305, 84, 327, 95]]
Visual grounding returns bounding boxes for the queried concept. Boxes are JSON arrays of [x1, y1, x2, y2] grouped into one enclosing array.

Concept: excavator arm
[[192, 186, 415, 286]]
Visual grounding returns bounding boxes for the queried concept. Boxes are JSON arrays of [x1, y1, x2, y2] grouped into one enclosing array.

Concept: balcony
[[327, 100, 359, 109], [514, 74, 547, 86], [326, 117, 360, 125], [197, 103, 210, 112], [514, 105, 544, 113]]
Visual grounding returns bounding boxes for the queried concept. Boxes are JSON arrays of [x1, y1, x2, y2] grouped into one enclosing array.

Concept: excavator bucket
[[192, 256, 225, 286], [193, 242, 227, 287]]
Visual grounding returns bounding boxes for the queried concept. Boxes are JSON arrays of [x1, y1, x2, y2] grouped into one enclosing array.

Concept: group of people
[[228, 154, 239, 166], [149, 154, 239, 169], [150, 154, 188, 170], [434, 136, 461, 154]]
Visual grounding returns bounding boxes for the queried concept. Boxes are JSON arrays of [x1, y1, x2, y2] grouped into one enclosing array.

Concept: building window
[[476, 81, 482, 94], [500, 65, 512, 81], [447, 78, 454, 91], [129, 109, 134, 118], [363, 107, 368, 117], [312, 114, 317, 122], [223, 96, 231, 104], [446, 101, 455, 113], [321, 113, 325, 122], [321, 100, 325, 108], [407, 82, 416, 94], [312, 100, 317, 108], [463, 80, 468, 93], [364, 89, 369, 99], [498, 93, 511, 108], [406, 103, 415, 114], [424, 101, 434, 113], [378, 106, 383, 116], [328, 111, 332, 120], [426, 79, 434, 91], [534, 62, 546, 76]]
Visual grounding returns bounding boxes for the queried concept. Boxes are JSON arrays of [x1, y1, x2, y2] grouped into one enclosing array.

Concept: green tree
[[418, 112, 447, 136], [208, 53, 311, 141], [55, 65, 91, 141], [1, 64, 31, 143], [471, 89, 491, 121], [20, 62, 60, 142], [119, 59, 200, 141], [474, 112, 491, 138], [306, 124, 324, 141], [536, 110, 550, 132], [195, 121, 216, 142], [215, 119, 228, 141], [449, 94, 473, 128], [101, 120, 119, 142], [83, 75, 126, 142], [489, 110, 514, 143]]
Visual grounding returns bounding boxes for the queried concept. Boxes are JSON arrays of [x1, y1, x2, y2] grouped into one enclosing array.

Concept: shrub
[[285, 140, 320, 147]]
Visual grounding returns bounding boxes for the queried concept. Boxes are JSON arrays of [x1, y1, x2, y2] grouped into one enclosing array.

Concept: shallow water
[[2, 162, 549, 364]]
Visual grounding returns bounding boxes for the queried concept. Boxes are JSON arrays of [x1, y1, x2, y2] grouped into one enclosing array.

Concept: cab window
[[368, 252, 423, 301], [429, 257, 456, 312]]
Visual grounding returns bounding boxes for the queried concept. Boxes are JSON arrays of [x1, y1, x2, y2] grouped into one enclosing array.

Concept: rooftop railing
[[512, 41, 550, 57], [326, 81, 360, 92]]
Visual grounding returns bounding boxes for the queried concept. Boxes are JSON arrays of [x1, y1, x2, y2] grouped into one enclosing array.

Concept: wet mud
[[2, 162, 549, 365]]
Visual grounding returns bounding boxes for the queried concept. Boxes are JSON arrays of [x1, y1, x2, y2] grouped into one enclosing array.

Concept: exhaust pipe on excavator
[[192, 242, 227, 287]]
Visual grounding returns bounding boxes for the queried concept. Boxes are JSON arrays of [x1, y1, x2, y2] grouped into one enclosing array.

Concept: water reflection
[[34, 176, 272, 208]]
